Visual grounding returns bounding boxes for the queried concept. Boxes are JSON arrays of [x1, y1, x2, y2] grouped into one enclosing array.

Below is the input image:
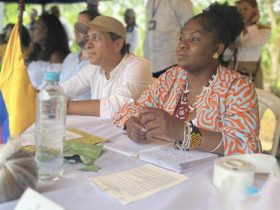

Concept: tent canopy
[[0, 0, 86, 3]]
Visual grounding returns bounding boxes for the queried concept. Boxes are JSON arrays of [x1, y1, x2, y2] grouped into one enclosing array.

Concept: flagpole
[[18, 0, 25, 35]]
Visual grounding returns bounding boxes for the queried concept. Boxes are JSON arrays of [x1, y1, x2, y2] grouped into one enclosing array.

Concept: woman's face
[[176, 18, 218, 73], [33, 19, 46, 44], [237, 2, 258, 24]]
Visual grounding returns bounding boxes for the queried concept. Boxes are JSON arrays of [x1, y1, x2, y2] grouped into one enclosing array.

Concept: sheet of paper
[[21, 130, 83, 146], [91, 164, 188, 205], [15, 188, 64, 210], [67, 127, 106, 145]]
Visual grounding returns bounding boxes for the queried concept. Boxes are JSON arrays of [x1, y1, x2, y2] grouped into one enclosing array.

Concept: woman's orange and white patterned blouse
[[114, 66, 261, 155]]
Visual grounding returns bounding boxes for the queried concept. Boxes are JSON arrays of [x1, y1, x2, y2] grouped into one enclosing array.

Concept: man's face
[[85, 28, 116, 66], [30, 10, 37, 21], [75, 29, 88, 48], [75, 14, 91, 48], [125, 15, 134, 26], [87, 4, 98, 12]]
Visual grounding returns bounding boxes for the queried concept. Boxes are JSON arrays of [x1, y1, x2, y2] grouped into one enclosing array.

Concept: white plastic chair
[[256, 88, 280, 157]]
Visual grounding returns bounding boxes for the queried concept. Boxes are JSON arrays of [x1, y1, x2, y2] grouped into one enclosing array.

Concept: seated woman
[[114, 2, 261, 156], [27, 14, 70, 89]]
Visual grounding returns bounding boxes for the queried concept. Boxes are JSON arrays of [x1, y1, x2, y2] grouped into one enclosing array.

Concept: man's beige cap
[[86, 16, 126, 39]]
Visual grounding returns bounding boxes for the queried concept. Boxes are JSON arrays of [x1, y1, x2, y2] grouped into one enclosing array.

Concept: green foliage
[[3, 0, 279, 89], [272, 79, 280, 97], [3, 0, 235, 57], [3, 3, 19, 25], [3, 1, 146, 55], [99, 0, 146, 56]]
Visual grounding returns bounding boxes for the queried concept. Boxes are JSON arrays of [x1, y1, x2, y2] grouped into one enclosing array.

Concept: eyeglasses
[[74, 22, 88, 34], [86, 33, 103, 42]]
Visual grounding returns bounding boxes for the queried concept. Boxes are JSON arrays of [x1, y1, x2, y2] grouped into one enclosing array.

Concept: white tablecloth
[[1, 116, 280, 210]]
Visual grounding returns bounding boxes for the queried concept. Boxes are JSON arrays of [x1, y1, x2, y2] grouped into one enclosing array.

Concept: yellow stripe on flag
[[0, 23, 36, 136]]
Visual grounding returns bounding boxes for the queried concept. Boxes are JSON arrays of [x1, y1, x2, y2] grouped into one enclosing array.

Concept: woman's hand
[[125, 116, 147, 142], [139, 107, 184, 141]]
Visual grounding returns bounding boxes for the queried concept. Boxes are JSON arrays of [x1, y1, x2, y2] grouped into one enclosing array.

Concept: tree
[[3, 0, 279, 93], [262, 0, 280, 91]]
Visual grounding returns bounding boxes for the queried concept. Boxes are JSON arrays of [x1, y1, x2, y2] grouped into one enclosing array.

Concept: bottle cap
[[44, 71, 60, 82], [246, 186, 258, 195]]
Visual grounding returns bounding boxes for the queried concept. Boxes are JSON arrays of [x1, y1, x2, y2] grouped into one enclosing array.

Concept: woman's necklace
[[174, 74, 216, 120], [185, 73, 216, 105]]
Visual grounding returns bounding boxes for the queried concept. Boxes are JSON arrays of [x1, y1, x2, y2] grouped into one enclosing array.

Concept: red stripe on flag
[[0, 127, 3, 144]]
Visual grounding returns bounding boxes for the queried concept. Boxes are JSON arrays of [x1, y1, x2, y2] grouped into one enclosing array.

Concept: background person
[[115, 2, 261, 156], [87, 0, 100, 14], [27, 14, 70, 89], [0, 24, 31, 64], [234, 0, 271, 89], [50, 5, 75, 46], [59, 10, 100, 100], [124, 8, 140, 54], [144, 0, 193, 78], [27, 8, 38, 30], [61, 16, 154, 118], [27, 14, 70, 64]]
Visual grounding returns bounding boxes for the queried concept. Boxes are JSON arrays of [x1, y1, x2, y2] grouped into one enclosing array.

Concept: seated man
[[61, 16, 154, 118], [59, 10, 99, 100]]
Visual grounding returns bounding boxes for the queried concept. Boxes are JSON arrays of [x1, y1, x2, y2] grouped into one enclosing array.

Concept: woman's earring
[[212, 52, 219, 59]]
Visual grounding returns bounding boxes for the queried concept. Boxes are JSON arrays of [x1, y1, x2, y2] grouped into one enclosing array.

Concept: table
[[0, 116, 280, 210]]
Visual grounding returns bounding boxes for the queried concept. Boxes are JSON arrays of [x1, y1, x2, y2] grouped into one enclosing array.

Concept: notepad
[[103, 137, 168, 157], [104, 138, 217, 173], [138, 144, 218, 173]]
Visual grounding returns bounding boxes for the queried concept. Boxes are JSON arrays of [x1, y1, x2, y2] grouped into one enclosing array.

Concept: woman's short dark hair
[[108, 32, 129, 55], [190, 2, 244, 53]]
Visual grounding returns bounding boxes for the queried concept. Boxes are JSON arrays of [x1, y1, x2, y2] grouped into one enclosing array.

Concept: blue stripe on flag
[[0, 91, 10, 143]]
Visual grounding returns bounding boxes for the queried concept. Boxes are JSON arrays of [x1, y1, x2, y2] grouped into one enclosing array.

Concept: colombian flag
[[0, 23, 36, 143]]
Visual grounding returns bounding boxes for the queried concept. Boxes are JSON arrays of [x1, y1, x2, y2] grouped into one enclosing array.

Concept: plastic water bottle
[[35, 71, 67, 181]]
